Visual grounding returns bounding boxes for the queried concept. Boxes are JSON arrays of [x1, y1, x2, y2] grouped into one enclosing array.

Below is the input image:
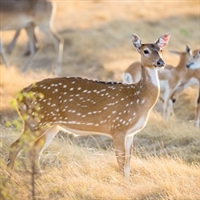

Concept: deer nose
[[157, 59, 165, 67]]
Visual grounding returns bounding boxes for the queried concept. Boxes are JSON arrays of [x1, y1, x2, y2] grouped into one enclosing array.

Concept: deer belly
[[126, 115, 148, 136], [59, 124, 112, 138]]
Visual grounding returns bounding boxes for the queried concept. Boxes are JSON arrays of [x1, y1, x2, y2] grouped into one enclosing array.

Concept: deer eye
[[144, 49, 150, 55]]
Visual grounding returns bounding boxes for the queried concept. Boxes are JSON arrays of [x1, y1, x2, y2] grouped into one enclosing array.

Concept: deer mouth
[[153, 63, 165, 68], [186, 62, 194, 69]]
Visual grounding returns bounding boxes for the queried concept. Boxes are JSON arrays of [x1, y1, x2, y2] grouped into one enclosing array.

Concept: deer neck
[[186, 68, 200, 80], [137, 64, 160, 106], [121, 64, 160, 136], [141, 64, 160, 88], [176, 56, 188, 73]]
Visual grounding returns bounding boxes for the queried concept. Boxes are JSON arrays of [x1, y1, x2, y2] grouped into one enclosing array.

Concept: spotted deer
[[7, 33, 170, 179], [171, 49, 200, 128], [123, 45, 194, 119], [0, 0, 64, 74]]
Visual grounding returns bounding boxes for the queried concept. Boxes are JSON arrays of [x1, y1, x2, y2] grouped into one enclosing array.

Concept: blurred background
[[1, 0, 199, 79]]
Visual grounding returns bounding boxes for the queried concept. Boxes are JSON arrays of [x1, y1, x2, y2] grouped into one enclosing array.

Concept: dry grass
[[1, 1, 200, 200], [1, 125, 200, 200]]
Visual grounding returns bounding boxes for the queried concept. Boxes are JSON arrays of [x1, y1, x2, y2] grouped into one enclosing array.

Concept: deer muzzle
[[156, 58, 165, 68]]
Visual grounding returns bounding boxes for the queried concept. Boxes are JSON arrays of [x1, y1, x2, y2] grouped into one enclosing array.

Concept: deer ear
[[186, 45, 191, 54], [156, 33, 170, 49], [132, 34, 142, 50]]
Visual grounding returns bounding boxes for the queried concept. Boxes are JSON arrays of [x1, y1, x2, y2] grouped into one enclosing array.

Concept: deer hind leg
[[113, 134, 133, 179], [7, 137, 24, 171], [7, 123, 36, 171], [29, 125, 60, 172], [38, 24, 64, 75]]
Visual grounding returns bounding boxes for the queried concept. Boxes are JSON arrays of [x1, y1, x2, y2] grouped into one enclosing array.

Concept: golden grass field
[[0, 1, 200, 199]]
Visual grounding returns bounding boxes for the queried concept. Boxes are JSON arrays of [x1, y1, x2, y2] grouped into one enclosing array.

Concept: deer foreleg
[[113, 134, 133, 179]]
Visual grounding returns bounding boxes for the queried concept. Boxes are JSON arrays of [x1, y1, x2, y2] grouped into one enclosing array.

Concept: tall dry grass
[[1, 1, 200, 199], [1, 124, 200, 200]]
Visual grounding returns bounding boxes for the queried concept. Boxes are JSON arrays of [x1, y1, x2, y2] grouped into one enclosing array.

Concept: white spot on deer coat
[[141, 99, 146, 104], [86, 123, 94, 126], [135, 91, 140, 95]]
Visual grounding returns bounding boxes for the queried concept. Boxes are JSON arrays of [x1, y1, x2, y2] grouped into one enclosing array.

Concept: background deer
[[122, 61, 141, 84], [6, 27, 39, 57], [7, 33, 170, 179], [0, 38, 9, 67], [170, 49, 200, 128], [0, 0, 64, 75], [123, 45, 194, 119]]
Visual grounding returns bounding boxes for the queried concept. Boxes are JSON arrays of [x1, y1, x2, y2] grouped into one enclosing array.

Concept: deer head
[[188, 49, 200, 69], [132, 33, 170, 68], [169, 45, 194, 68]]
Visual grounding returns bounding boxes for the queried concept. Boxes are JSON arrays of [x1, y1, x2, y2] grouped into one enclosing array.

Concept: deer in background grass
[[7, 33, 170, 179], [123, 45, 194, 120], [170, 49, 200, 128], [0, 0, 64, 75]]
